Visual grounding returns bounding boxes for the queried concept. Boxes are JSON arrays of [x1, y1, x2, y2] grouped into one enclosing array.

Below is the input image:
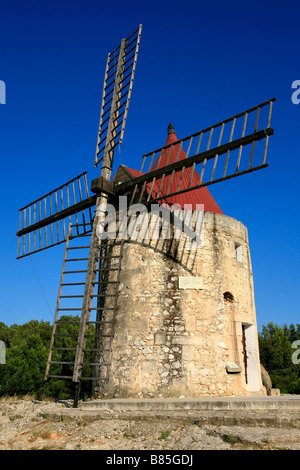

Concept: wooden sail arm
[[116, 127, 274, 195]]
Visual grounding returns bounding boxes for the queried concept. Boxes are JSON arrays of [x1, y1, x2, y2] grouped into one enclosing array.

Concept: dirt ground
[[1, 397, 300, 451]]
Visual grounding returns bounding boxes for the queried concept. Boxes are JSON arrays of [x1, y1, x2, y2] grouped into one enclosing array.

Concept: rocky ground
[[1, 398, 300, 451]]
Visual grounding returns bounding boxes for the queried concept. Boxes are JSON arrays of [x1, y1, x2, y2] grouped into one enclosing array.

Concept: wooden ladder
[[80, 239, 124, 400], [44, 222, 123, 405]]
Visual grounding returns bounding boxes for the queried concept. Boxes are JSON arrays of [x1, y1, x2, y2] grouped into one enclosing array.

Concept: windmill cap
[[168, 122, 175, 135]]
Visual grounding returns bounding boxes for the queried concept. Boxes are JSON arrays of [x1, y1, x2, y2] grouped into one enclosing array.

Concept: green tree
[[0, 317, 95, 399], [259, 322, 300, 394]]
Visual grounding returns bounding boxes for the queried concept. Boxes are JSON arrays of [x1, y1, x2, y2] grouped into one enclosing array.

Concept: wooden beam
[[16, 195, 97, 237], [145, 163, 269, 205], [141, 98, 276, 159], [91, 176, 116, 195], [116, 128, 274, 194]]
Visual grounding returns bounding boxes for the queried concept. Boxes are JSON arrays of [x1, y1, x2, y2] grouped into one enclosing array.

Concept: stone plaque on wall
[[178, 276, 202, 289]]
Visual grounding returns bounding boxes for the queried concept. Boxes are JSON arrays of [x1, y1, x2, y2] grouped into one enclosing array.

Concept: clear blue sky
[[0, 0, 299, 331]]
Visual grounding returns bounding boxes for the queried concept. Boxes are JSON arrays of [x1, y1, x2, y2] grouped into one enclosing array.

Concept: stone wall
[[95, 211, 265, 398]]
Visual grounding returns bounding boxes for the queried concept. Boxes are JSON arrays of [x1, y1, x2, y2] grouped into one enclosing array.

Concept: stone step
[[80, 395, 300, 412], [46, 407, 300, 430]]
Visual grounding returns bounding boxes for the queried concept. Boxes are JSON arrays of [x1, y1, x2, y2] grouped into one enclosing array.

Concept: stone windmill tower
[[16, 25, 275, 406], [93, 122, 268, 400]]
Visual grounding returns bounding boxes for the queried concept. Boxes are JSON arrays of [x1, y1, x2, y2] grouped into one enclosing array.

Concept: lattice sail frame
[[115, 98, 276, 206], [16, 97, 275, 258], [16, 25, 143, 259], [94, 24, 142, 168], [17, 173, 94, 258]]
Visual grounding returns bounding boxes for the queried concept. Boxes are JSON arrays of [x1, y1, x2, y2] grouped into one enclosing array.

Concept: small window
[[223, 291, 234, 302], [235, 243, 243, 262]]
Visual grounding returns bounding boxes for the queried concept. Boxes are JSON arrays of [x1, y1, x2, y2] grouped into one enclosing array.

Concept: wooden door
[[242, 325, 248, 384]]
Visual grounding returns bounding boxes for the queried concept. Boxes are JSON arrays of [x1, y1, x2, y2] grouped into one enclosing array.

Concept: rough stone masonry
[[94, 211, 265, 399]]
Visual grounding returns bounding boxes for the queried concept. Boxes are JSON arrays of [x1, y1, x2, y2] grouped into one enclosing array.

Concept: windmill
[[16, 24, 276, 406]]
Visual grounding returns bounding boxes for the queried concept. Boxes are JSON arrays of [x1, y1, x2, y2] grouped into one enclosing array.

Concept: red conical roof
[[124, 124, 223, 214]]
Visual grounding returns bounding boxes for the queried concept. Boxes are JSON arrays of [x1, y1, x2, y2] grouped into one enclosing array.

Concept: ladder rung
[[52, 347, 77, 351], [82, 362, 109, 366], [99, 255, 121, 259], [58, 308, 82, 311], [66, 258, 89, 261], [97, 268, 119, 271], [54, 334, 78, 337], [61, 283, 86, 286], [85, 334, 112, 338], [84, 348, 111, 352], [64, 270, 87, 274], [89, 307, 115, 311], [60, 295, 84, 298], [50, 361, 74, 365], [88, 321, 113, 324], [91, 294, 116, 297], [55, 320, 112, 325], [80, 377, 107, 381], [47, 375, 73, 380], [56, 320, 81, 324], [92, 281, 117, 285], [68, 246, 91, 250]]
